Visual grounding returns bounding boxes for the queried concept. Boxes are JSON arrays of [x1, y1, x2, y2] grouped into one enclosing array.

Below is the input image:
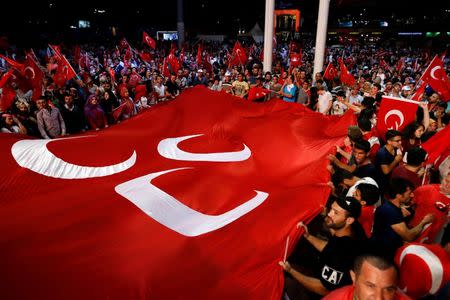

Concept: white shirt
[[318, 91, 333, 114]]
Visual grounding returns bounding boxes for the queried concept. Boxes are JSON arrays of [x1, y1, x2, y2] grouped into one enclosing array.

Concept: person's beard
[[325, 216, 346, 230]]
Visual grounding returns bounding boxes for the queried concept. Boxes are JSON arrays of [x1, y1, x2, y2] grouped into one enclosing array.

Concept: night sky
[[0, 0, 448, 45]]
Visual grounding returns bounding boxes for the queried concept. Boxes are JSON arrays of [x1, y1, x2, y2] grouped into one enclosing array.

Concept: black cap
[[336, 197, 362, 219]]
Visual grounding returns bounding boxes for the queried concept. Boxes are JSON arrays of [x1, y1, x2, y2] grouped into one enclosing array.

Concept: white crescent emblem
[[62, 65, 69, 76], [157, 134, 251, 162], [25, 66, 35, 79], [115, 168, 268, 236], [430, 66, 441, 80], [145, 36, 151, 44], [399, 245, 444, 294], [11, 136, 136, 179], [384, 109, 405, 129]]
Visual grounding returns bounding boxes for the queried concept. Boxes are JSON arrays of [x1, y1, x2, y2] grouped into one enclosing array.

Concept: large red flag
[[420, 55, 450, 101], [323, 62, 337, 80], [376, 96, 419, 140], [0, 87, 354, 299], [338, 58, 356, 86], [142, 32, 156, 49]]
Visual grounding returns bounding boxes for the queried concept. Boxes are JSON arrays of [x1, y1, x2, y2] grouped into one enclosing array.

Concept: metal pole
[[313, 0, 330, 78], [263, 0, 275, 73], [177, 0, 185, 48]]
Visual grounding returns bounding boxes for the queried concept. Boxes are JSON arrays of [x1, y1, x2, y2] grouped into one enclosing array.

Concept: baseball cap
[[197, 69, 203, 73], [225, 71, 231, 76], [402, 85, 411, 91], [336, 197, 362, 219]]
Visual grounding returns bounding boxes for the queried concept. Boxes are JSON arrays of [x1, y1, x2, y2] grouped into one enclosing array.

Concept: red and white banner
[[419, 55, 450, 101], [0, 87, 354, 299], [323, 62, 337, 80], [142, 32, 156, 49], [376, 96, 419, 139], [338, 58, 355, 86]]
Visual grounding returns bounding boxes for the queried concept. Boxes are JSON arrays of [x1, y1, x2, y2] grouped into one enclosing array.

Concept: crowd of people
[[0, 37, 449, 300]]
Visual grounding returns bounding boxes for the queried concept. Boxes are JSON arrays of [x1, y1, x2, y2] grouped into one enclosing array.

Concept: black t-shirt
[[319, 235, 363, 291]]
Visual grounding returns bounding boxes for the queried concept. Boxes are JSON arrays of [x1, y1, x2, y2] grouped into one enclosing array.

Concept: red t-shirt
[[360, 206, 376, 238], [323, 285, 411, 299], [409, 184, 450, 243], [391, 164, 422, 190]]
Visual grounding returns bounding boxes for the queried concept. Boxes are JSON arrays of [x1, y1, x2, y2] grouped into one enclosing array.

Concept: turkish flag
[[0, 87, 355, 299], [247, 86, 271, 101], [0, 68, 14, 88], [229, 41, 247, 67], [139, 50, 152, 63], [53, 54, 78, 87], [23, 54, 45, 101], [289, 51, 302, 67], [323, 62, 337, 80], [338, 58, 355, 86], [420, 55, 450, 101], [376, 96, 419, 140], [395, 243, 450, 299], [379, 59, 389, 71], [0, 54, 25, 71], [142, 32, 156, 49], [119, 38, 130, 50], [422, 125, 450, 167], [0, 69, 16, 111], [167, 49, 180, 74], [396, 57, 405, 73], [196, 44, 203, 65]]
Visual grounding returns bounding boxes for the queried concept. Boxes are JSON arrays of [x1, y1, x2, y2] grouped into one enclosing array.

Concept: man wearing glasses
[[375, 130, 403, 192]]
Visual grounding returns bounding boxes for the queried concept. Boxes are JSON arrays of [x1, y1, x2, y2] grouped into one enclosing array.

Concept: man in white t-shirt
[[317, 86, 333, 115]]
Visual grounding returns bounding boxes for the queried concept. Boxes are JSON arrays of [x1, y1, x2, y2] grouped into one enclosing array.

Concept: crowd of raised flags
[[0, 33, 450, 299]]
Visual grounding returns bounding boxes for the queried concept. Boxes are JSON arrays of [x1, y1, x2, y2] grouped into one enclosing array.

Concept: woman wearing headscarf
[[112, 87, 136, 122], [84, 94, 108, 130]]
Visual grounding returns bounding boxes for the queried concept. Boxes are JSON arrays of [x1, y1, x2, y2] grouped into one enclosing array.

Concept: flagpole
[[312, 0, 330, 78]]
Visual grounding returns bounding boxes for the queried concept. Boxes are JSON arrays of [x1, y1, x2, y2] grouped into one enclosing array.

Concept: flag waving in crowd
[[0, 87, 353, 299]]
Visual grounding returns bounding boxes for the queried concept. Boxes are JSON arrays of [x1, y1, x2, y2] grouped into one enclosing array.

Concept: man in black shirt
[[279, 197, 366, 299]]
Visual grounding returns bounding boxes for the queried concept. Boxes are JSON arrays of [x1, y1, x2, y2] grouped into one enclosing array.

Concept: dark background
[[1, 0, 449, 46]]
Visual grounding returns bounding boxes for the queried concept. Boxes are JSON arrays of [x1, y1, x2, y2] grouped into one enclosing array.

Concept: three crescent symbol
[[399, 245, 444, 294], [157, 134, 251, 162], [430, 66, 441, 80], [115, 168, 269, 237], [25, 66, 35, 80], [11, 137, 136, 179], [384, 109, 405, 129]]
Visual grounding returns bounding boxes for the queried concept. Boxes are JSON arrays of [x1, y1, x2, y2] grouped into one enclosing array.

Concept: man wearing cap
[[279, 197, 366, 298], [221, 71, 233, 93], [401, 85, 412, 99], [192, 69, 207, 87]]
